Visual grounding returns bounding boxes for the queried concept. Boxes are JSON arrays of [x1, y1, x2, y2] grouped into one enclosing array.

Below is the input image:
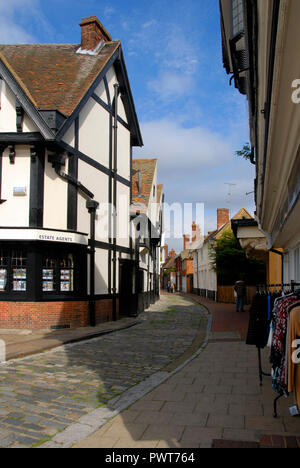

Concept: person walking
[[171, 282, 175, 294], [167, 281, 171, 293], [234, 279, 246, 312]]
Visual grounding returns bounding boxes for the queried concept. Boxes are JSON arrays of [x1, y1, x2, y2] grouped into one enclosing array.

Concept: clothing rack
[[254, 282, 300, 418]]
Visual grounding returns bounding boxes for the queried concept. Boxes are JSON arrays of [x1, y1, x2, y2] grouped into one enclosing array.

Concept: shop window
[[42, 253, 74, 293], [0, 248, 9, 292], [11, 249, 27, 291]]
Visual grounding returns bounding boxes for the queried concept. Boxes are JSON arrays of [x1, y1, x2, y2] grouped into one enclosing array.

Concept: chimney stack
[[80, 16, 112, 51], [164, 244, 168, 261], [169, 249, 176, 258], [183, 234, 190, 250], [217, 208, 230, 230]]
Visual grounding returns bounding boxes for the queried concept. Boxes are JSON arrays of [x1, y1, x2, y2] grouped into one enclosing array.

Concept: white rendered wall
[[117, 182, 130, 247], [0, 146, 30, 226], [79, 97, 110, 169], [43, 153, 68, 230], [0, 81, 16, 132], [77, 159, 109, 241], [95, 248, 109, 294], [117, 123, 130, 181]]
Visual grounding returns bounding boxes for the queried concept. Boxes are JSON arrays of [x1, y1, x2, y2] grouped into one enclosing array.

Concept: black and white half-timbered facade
[[0, 16, 146, 329]]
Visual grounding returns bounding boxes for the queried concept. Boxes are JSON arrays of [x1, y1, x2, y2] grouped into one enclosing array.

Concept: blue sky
[[0, 0, 256, 252]]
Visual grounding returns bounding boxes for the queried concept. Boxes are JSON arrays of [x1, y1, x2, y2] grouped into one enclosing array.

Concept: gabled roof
[[0, 43, 120, 117], [163, 256, 176, 270], [179, 249, 194, 260], [0, 32, 143, 145], [204, 207, 253, 244], [132, 159, 157, 207]]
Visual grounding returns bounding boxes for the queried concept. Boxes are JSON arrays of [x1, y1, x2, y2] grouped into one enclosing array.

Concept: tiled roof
[[163, 256, 176, 269], [0, 42, 120, 116], [132, 159, 157, 207]]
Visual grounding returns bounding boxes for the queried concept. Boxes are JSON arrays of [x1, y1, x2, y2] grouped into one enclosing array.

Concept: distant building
[[131, 159, 164, 313], [193, 208, 253, 301]]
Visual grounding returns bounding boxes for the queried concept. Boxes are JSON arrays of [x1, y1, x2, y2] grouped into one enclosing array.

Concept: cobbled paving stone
[[0, 295, 207, 448]]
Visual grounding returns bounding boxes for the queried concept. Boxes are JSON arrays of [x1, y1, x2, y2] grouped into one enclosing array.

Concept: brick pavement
[[73, 293, 300, 449]]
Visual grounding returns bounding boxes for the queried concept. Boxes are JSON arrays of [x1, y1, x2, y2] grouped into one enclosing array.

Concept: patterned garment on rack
[[270, 295, 297, 395]]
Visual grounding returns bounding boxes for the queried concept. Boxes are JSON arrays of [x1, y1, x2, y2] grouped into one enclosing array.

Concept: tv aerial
[[224, 183, 236, 218]]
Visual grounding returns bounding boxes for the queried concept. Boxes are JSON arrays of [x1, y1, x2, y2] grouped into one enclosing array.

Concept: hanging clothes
[[270, 294, 300, 397], [288, 305, 300, 410], [246, 293, 270, 348]]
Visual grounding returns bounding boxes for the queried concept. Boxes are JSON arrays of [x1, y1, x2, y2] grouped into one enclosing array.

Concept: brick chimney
[[164, 244, 168, 260], [80, 16, 112, 51], [169, 249, 176, 258], [183, 234, 190, 250], [217, 208, 230, 230]]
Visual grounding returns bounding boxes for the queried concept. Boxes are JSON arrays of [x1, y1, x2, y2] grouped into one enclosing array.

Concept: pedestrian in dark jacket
[[234, 279, 246, 312]]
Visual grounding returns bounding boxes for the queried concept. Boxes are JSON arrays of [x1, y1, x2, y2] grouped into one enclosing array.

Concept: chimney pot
[[80, 16, 112, 51]]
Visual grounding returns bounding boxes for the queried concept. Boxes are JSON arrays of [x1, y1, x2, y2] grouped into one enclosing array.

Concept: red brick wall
[[0, 299, 119, 330]]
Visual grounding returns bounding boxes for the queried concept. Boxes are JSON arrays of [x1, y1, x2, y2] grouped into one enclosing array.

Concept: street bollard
[[0, 339, 6, 364]]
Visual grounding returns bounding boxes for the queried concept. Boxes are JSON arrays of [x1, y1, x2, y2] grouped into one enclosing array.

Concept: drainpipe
[[87, 199, 99, 327], [112, 83, 119, 321]]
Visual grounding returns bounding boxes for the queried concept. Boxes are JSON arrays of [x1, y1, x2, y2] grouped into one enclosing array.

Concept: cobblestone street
[[0, 294, 208, 448]]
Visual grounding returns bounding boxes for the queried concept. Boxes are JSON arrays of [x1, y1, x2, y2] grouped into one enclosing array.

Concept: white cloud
[[147, 71, 194, 100], [133, 115, 255, 250], [0, 0, 53, 44], [135, 118, 234, 173]]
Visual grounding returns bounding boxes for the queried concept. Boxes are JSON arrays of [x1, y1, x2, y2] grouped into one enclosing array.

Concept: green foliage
[[209, 231, 266, 286], [236, 142, 252, 161], [163, 268, 175, 277]]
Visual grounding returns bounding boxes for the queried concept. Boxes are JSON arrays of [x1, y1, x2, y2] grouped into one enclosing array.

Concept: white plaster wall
[[94, 79, 108, 104], [77, 159, 109, 241], [117, 123, 130, 181], [0, 146, 30, 226], [116, 182, 130, 248], [0, 81, 16, 132], [43, 153, 68, 230], [95, 248, 108, 294], [106, 66, 118, 104], [62, 122, 75, 148], [79, 97, 110, 168], [23, 112, 40, 133], [118, 96, 128, 123]]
